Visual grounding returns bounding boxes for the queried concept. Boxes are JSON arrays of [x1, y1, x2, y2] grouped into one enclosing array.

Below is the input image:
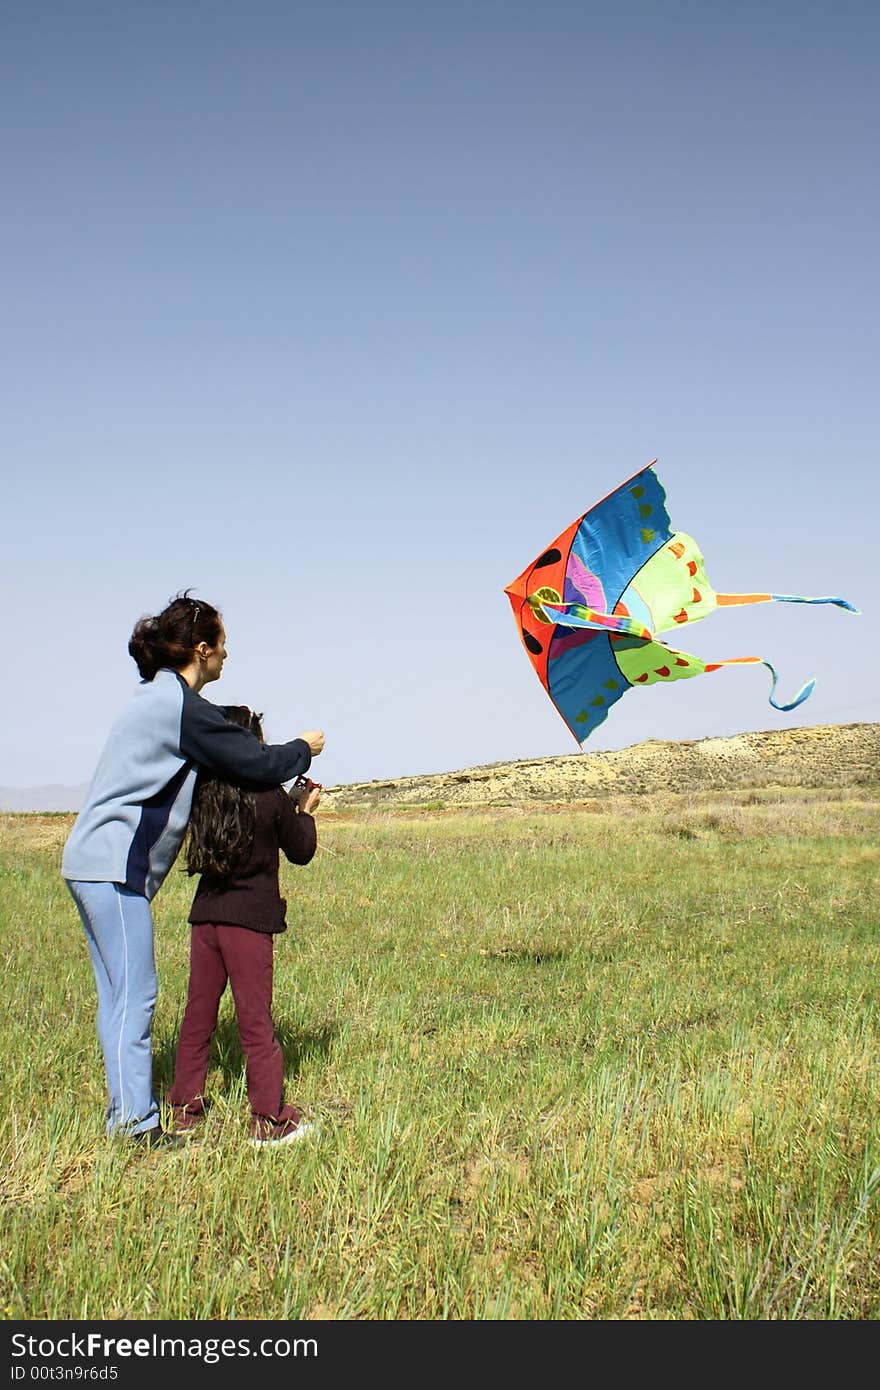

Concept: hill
[[3, 723, 876, 817], [319, 722, 880, 810]]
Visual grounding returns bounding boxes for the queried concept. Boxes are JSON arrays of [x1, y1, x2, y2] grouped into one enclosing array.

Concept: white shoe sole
[[249, 1120, 315, 1148]]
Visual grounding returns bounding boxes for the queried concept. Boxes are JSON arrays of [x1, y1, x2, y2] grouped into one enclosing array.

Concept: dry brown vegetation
[[319, 722, 880, 809]]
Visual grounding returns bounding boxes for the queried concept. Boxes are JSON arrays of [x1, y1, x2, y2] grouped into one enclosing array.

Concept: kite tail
[[715, 592, 860, 614], [768, 594, 860, 614], [762, 660, 816, 711], [705, 654, 817, 711]]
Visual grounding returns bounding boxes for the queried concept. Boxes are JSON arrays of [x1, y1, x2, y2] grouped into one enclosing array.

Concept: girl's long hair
[[186, 706, 264, 879]]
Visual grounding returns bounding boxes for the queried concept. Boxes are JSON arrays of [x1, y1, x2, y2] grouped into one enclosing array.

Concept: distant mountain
[[319, 722, 880, 809], [0, 785, 87, 812], [3, 721, 878, 815]]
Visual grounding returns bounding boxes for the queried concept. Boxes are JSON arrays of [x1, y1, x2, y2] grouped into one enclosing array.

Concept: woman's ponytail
[[128, 592, 222, 681]]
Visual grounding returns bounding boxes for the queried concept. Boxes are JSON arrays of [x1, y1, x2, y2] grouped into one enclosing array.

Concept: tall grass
[[1, 787, 879, 1319]]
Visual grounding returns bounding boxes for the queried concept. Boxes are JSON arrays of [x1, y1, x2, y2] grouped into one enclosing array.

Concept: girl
[[62, 592, 325, 1149], [168, 707, 320, 1146]]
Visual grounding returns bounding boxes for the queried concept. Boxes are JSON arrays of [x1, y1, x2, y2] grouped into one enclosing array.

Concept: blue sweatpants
[[66, 880, 160, 1136]]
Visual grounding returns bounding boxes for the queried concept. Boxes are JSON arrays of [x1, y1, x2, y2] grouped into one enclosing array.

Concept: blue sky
[[3, 1, 878, 797]]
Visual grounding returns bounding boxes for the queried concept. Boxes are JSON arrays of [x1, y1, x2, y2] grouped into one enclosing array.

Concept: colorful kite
[[504, 460, 858, 747]]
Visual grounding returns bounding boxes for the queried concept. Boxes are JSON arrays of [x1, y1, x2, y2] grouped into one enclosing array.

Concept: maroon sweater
[[188, 786, 317, 934]]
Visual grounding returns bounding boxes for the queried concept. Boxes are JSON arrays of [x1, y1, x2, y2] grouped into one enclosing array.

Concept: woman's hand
[[299, 730, 325, 755], [302, 786, 321, 815]]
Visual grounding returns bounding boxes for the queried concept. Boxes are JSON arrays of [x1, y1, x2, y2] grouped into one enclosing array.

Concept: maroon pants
[[169, 923, 283, 1120]]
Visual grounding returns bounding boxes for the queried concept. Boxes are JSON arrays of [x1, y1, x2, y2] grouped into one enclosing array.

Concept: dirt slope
[[319, 722, 880, 809]]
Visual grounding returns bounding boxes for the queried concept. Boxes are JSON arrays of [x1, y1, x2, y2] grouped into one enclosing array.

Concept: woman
[[62, 592, 324, 1149]]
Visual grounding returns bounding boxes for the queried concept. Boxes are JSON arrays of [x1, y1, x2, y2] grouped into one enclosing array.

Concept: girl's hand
[[289, 777, 322, 812]]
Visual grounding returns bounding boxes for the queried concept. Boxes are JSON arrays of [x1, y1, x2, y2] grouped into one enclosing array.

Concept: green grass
[[2, 786, 879, 1319]]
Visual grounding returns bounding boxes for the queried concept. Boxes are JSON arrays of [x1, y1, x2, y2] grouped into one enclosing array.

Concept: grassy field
[[2, 785, 879, 1320]]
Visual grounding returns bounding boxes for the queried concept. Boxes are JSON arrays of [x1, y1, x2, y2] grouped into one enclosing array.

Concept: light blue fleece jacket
[[62, 669, 311, 900]]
